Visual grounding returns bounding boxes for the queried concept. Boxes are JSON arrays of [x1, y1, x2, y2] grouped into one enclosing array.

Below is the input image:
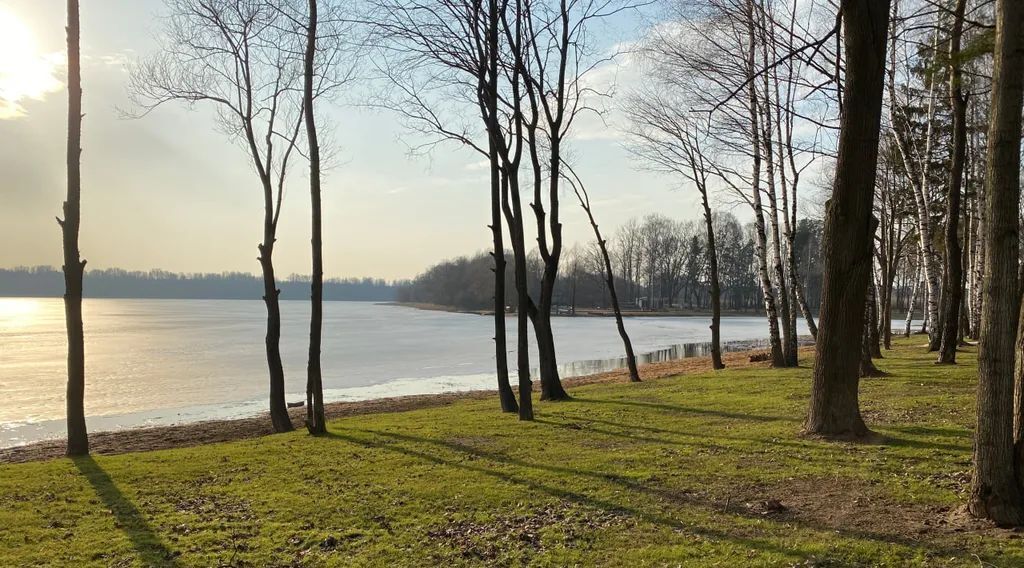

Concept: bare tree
[[805, 0, 891, 439], [873, 137, 912, 351], [624, 99, 725, 369], [61, 0, 88, 456], [642, 0, 837, 368], [508, 0, 634, 400], [937, 0, 968, 364], [887, 3, 943, 352], [563, 164, 641, 382], [303, 0, 327, 434], [973, 0, 1024, 526], [129, 0, 308, 433]]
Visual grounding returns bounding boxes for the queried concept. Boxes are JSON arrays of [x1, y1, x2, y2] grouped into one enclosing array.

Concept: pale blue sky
[[0, 0, 742, 280]]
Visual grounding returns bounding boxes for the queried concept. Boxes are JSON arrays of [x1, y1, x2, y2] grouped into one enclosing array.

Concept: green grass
[[1, 338, 1020, 567]]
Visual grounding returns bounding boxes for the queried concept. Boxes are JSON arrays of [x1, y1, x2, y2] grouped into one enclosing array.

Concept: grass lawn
[[1, 338, 1021, 567]]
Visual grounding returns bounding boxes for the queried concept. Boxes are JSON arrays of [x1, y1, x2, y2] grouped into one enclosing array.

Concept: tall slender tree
[[372, 0, 521, 413], [936, 0, 967, 365], [972, 0, 1024, 526], [304, 0, 327, 435], [129, 0, 307, 433], [623, 100, 725, 370], [805, 0, 891, 439], [62, 0, 88, 457]]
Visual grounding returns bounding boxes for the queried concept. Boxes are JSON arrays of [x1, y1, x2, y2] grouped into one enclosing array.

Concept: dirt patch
[[428, 502, 629, 561], [860, 403, 962, 427], [1, 347, 792, 465], [719, 476, 1022, 547]]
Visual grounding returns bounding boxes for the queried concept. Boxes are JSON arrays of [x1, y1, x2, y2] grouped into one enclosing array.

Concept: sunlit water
[[0, 298, 901, 447]]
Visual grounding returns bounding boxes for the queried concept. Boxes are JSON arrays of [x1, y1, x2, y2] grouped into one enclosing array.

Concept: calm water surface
[[0, 298, 831, 447]]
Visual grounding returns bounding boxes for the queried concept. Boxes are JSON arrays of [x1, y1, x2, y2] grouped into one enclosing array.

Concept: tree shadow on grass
[[322, 429, 805, 560], [323, 427, 977, 564], [569, 396, 793, 423], [72, 456, 179, 567]]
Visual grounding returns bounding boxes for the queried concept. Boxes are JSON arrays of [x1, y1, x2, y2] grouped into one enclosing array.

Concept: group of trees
[[62, 0, 341, 451], [803, 0, 1024, 528], [53, 0, 1024, 527], [399, 213, 830, 315], [372, 0, 648, 416]]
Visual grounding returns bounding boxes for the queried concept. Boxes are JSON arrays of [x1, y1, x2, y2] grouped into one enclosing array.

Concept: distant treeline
[[0, 267, 404, 301], [398, 213, 829, 313]]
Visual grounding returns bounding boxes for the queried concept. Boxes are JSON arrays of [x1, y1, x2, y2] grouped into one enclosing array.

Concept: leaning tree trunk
[[889, 24, 942, 352], [972, 0, 1024, 527], [259, 194, 293, 433], [303, 0, 326, 435], [805, 0, 890, 439], [937, 0, 967, 365], [62, 0, 88, 457], [567, 171, 642, 382], [793, 267, 818, 339]]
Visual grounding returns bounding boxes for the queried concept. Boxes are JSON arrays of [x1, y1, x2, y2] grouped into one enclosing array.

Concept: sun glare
[[0, 8, 63, 119], [0, 298, 41, 330]]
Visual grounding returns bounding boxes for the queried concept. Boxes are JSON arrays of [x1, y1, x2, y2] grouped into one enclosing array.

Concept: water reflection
[[552, 337, 811, 379]]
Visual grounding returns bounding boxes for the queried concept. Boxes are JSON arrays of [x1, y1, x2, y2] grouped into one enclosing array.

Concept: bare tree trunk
[[868, 276, 883, 358], [260, 232, 292, 433], [62, 0, 88, 457], [565, 168, 641, 381], [490, 174, 517, 412], [888, 14, 942, 351], [937, 0, 967, 364], [759, 57, 797, 367], [805, 0, 890, 439], [703, 195, 725, 370], [794, 276, 818, 338], [746, 0, 785, 368], [881, 262, 894, 350], [532, 145, 571, 401], [303, 0, 326, 435], [486, 0, 517, 414], [765, 144, 797, 366], [861, 281, 882, 378], [501, 171, 534, 421], [904, 259, 920, 337], [969, 123, 985, 340], [973, 0, 1024, 527]]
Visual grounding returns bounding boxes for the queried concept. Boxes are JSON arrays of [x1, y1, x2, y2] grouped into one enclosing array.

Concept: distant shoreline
[[382, 301, 778, 318]]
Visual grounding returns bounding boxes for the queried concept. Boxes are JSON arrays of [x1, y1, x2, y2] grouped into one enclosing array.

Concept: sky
[[0, 0, 740, 281]]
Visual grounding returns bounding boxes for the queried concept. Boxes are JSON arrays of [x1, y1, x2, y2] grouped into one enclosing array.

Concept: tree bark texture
[[972, 0, 1024, 526], [63, 0, 88, 457], [805, 0, 890, 439]]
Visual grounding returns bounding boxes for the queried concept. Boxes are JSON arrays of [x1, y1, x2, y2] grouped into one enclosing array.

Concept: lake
[[0, 298, 835, 447]]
